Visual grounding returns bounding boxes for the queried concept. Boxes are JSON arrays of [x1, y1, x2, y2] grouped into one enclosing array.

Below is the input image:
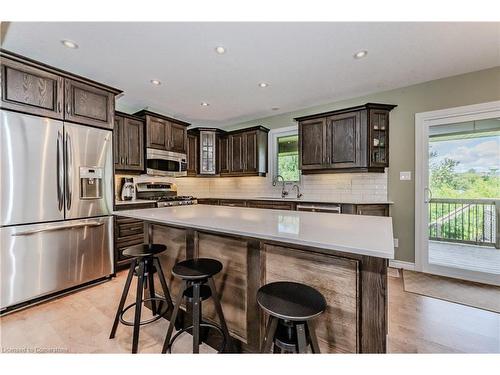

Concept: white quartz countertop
[[114, 205, 394, 259]]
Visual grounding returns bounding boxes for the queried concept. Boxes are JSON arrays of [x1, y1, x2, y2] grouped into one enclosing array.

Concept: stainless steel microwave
[[146, 148, 187, 177]]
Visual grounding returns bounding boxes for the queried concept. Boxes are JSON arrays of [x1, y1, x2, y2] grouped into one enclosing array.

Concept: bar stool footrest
[[119, 297, 170, 327], [166, 322, 227, 353]]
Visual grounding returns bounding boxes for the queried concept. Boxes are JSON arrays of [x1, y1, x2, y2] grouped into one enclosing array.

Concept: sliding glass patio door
[[415, 101, 500, 286]]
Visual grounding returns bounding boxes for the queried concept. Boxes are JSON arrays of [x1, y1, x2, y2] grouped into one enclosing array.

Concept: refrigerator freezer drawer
[[0, 217, 113, 310]]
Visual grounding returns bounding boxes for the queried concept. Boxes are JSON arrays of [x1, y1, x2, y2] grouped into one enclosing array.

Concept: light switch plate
[[400, 171, 412, 181], [393, 238, 399, 248]]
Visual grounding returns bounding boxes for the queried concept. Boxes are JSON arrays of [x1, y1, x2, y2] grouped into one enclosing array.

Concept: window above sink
[[270, 126, 300, 183]]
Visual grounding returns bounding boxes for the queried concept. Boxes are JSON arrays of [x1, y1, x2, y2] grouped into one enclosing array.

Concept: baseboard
[[389, 260, 415, 271]]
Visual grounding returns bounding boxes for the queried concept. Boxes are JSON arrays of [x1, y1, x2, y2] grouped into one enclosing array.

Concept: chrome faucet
[[272, 175, 289, 198], [291, 184, 303, 199]]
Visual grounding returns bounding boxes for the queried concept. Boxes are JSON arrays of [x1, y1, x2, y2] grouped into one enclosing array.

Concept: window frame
[[269, 125, 301, 184]]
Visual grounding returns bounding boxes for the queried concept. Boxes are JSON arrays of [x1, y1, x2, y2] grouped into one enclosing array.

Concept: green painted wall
[[225, 67, 500, 262]]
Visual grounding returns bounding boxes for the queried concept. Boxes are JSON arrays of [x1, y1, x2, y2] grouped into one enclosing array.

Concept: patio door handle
[[424, 187, 433, 203]]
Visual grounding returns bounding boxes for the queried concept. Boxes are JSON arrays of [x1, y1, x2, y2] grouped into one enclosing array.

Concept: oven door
[[146, 149, 187, 177]]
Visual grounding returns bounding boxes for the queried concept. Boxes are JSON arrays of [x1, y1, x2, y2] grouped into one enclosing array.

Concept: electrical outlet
[[400, 171, 412, 181], [393, 238, 399, 248]]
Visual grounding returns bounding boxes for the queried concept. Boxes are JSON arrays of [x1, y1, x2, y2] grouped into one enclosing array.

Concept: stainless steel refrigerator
[[1, 109, 114, 311]]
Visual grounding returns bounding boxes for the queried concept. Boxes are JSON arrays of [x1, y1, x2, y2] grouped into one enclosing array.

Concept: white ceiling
[[2, 22, 499, 127]]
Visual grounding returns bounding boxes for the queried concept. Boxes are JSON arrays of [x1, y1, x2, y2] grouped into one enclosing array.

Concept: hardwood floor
[[388, 269, 500, 353], [1, 269, 499, 353]]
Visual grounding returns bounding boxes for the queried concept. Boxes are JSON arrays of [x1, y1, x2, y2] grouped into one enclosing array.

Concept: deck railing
[[428, 198, 499, 248]]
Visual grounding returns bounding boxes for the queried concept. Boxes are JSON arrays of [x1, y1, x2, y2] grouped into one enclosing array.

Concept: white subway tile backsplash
[[116, 170, 388, 203]]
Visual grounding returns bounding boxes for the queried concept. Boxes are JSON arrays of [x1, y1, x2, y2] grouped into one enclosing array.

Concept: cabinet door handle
[[57, 102, 61, 113], [66, 102, 71, 114]]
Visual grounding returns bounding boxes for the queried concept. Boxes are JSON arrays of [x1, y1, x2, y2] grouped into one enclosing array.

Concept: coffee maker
[[120, 177, 135, 201]]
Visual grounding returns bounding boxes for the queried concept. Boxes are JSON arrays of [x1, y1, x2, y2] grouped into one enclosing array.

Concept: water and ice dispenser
[[79, 166, 103, 199]]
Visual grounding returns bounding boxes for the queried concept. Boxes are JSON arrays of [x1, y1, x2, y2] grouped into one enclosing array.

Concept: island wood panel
[[196, 233, 248, 342], [263, 244, 360, 353], [150, 225, 188, 301]]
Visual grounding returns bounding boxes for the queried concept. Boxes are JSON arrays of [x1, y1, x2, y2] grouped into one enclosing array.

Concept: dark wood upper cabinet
[[225, 127, 268, 177], [369, 109, 390, 167], [244, 131, 258, 173], [125, 118, 144, 170], [146, 116, 168, 150], [135, 110, 189, 154], [185, 126, 268, 178], [218, 135, 230, 175], [114, 112, 144, 172], [186, 132, 198, 176], [299, 118, 326, 170], [296, 103, 396, 174], [114, 115, 126, 170], [1, 50, 121, 128], [1, 57, 64, 119], [170, 122, 187, 153], [64, 78, 115, 129], [229, 133, 245, 173], [326, 111, 366, 169]]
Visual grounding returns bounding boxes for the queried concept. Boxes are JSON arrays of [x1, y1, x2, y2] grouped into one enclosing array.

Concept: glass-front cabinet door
[[369, 109, 389, 167], [199, 130, 216, 174]]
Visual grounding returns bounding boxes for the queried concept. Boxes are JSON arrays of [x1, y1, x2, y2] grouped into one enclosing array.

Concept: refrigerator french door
[[0, 110, 114, 310]]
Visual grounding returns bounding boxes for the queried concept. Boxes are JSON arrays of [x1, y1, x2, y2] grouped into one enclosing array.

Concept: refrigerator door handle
[[56, 130, 64, 211], [65, 132, 73, 211], [11, 221, 105, 236]]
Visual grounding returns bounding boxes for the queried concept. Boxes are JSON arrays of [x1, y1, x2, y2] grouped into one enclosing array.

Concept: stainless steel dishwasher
[[296, 203, 341, 213]]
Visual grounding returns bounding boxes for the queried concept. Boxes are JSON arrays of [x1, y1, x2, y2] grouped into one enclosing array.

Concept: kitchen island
[[115, 205, 394, 353]]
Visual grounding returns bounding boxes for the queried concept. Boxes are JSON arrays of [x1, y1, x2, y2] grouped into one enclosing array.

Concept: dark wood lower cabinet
[[113, 202, 156, 270], [197, 198, 390, 217], [219, 199, 247, 208], [246, 200, 294, 210], [355, 204, 390, 217]]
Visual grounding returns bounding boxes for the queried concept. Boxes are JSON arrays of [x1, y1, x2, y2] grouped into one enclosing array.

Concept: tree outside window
[[277, 134, 300, 182]]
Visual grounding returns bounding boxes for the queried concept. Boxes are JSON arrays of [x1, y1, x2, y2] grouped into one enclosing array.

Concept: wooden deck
[[429, 241, 500, 275]]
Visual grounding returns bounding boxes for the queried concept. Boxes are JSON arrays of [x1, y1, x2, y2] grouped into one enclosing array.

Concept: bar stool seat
[[257, 281, 326, 321], [123, 243, 167, 258], [258, 281, 326, 354], [172, 258, 223, 280]]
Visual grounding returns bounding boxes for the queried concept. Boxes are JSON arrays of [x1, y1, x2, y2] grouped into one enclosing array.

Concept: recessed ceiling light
[[215, 46, 226, 54], [353, 50, 368, 59], [61, 39, 78, 49], [150, 79, 161, 86], [258, 82, 269, 88], [201, 102, 210, 107]]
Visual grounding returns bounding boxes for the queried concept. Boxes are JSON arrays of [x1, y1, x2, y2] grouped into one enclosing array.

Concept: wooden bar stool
[[161, 258, 231, 353], [109, 243, 173, 353], [257, 281, 326, 353]]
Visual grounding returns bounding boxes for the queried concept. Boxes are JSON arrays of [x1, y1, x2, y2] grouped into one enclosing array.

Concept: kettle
[[120, 178, 135, 201]]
